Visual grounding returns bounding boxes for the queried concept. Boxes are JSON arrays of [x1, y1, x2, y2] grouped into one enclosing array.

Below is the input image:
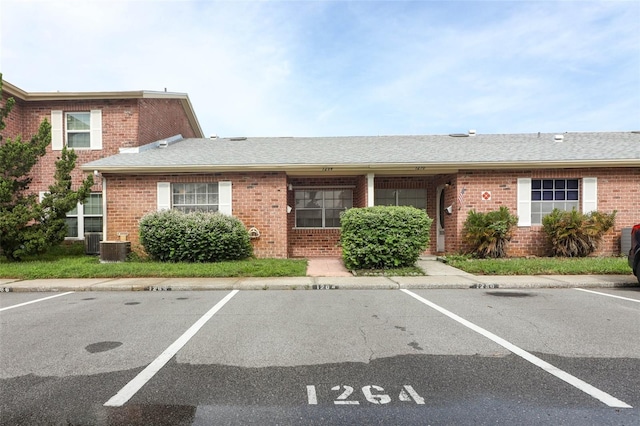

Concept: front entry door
[[436, 186, 445, 252]]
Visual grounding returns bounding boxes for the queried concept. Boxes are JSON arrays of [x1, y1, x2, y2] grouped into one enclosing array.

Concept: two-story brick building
[[1, 80, 203, 244]]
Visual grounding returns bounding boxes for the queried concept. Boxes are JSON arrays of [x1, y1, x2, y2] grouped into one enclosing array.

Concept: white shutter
[[51, 110, 63, 151], [218, 181, 232, 215], [582, 177, 597, 213], [517, 178, 531, 226], [90, 110, 102, 149], [157, 182, 171, 210]]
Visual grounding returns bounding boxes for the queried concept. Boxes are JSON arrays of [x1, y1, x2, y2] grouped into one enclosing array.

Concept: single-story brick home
[[83, 131, 640, 258]]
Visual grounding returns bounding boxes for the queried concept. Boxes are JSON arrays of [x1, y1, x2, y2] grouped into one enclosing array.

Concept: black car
[[629, 224, 640, 284]]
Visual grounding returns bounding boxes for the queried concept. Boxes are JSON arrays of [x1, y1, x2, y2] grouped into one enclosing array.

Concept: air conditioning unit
[[100, 241, 130, 263], [84, 233, 103, 255], [621, 227, 632, 256]]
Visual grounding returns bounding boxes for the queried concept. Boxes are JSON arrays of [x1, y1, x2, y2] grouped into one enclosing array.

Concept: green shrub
[[340, 206, 432, 270], [139, 210, 252, 262], [542, 209, 616, 257], [462, 206, 518, 258]]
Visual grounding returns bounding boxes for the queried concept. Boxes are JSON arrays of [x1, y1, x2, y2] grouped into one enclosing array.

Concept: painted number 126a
[[306, 385, 425, 405]]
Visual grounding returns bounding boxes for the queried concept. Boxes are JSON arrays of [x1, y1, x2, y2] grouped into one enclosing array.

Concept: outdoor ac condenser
[[84, 232, 103, 255]]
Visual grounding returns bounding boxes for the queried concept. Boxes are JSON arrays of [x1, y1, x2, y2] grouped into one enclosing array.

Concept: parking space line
[[401, 289, 632, 408], [574, 288, 640, 303], [0, 292, 75, 312], [104, 289, 239, 407]]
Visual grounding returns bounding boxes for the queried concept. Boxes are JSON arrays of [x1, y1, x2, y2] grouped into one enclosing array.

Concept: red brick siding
[[137, 98, 199, 146], [105, 172, 289, 258], [454, 168, 640, 256], [287, 176, 363, 257]]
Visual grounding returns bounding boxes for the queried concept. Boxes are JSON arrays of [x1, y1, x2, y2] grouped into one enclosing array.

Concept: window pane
[[532, 180, 541, 190], [567, 191, 578, 201], [567, 180, 579, 189], [555, 191, 565, 200], [66, 217, 78, 237], [543, 191, 553, 200], [532, 191, 541, 201], [67, 113, 90, 130], [555, 180, 565, 189], [84, 217, 103, 232], [296, 210, 322, 227], [325, 209, 343, 227], [543, 180, 554, 189], [68, 133, 90, 148], [84, 194, 102, 215]]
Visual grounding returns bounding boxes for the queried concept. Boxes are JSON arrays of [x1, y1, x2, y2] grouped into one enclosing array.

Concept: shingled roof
[[83, 132, 640, 175]]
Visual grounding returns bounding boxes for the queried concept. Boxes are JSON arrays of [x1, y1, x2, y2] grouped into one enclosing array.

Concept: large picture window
[[172, 183, 219, 213], [530, 179, 579, 224], [295, 189, 353, 228]]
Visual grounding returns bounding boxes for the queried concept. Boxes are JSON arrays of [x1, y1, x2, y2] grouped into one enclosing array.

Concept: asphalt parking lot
[[1, 287, 639, 425]]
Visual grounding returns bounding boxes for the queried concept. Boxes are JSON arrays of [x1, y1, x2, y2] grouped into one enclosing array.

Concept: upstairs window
[[51, 110, 102, 150], [295, 189, 353, 228], [66, 112, 91, 148]]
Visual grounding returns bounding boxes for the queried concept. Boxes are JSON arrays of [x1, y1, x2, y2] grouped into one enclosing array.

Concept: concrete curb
[[1, 275, 637, 292]]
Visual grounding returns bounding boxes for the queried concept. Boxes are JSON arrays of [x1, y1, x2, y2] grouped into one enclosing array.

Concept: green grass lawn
[[0, 243, 633, 279], [443, 255, 632, 275], [0, 243, 307, 280]]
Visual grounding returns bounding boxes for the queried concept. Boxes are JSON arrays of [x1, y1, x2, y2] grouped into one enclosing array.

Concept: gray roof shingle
[[83, 132, 640, 172]]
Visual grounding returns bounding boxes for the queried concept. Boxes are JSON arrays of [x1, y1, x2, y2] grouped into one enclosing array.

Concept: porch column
[[367, 173, 375, 207]]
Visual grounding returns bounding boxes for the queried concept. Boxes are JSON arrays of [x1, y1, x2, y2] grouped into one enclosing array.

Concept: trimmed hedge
[[139, 210, 252, 262], [340, 206, 432, 269]]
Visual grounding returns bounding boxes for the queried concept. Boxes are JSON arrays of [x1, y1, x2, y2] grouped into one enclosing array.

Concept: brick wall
[[137, 98, 199, 146], [105, 172, 289, 258], [454, 168, 640, 256], [287, 176, 363, 257]]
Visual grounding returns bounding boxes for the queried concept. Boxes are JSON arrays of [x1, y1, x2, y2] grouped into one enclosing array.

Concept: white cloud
[[2, 0, 638, 137]]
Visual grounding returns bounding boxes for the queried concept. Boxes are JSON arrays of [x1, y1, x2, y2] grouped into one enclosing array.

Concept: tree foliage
[[0, 74, 93, 261]]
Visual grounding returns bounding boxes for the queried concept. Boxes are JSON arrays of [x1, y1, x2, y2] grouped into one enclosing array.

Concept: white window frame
[[157, 181, 232, 215], [51, 110, 102, 150], [517, 177, 597, 226]]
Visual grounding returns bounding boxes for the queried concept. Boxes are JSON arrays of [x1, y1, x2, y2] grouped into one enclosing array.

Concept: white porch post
[[367, 173, 375, 207]]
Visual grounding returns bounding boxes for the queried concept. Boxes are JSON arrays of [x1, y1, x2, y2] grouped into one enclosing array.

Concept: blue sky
[[1, 0, 638, 138]]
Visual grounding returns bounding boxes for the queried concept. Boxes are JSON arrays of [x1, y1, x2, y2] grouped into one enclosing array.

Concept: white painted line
[[574, 288, 640, 303], [306, 385, 318, 405], [0, 292, 75, 312], [401, 289, 632, 409], [104, 289, 239, 407]]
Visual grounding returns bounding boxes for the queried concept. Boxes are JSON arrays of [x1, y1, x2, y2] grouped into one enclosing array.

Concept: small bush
[[542, 209, 616, 257], [139, 210, 252, 262], [462, 206, 518, 258], [340, 206, 432, 270]]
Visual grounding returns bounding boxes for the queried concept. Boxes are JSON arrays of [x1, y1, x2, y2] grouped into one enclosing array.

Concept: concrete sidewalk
[[0, 257, 637, 292]]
